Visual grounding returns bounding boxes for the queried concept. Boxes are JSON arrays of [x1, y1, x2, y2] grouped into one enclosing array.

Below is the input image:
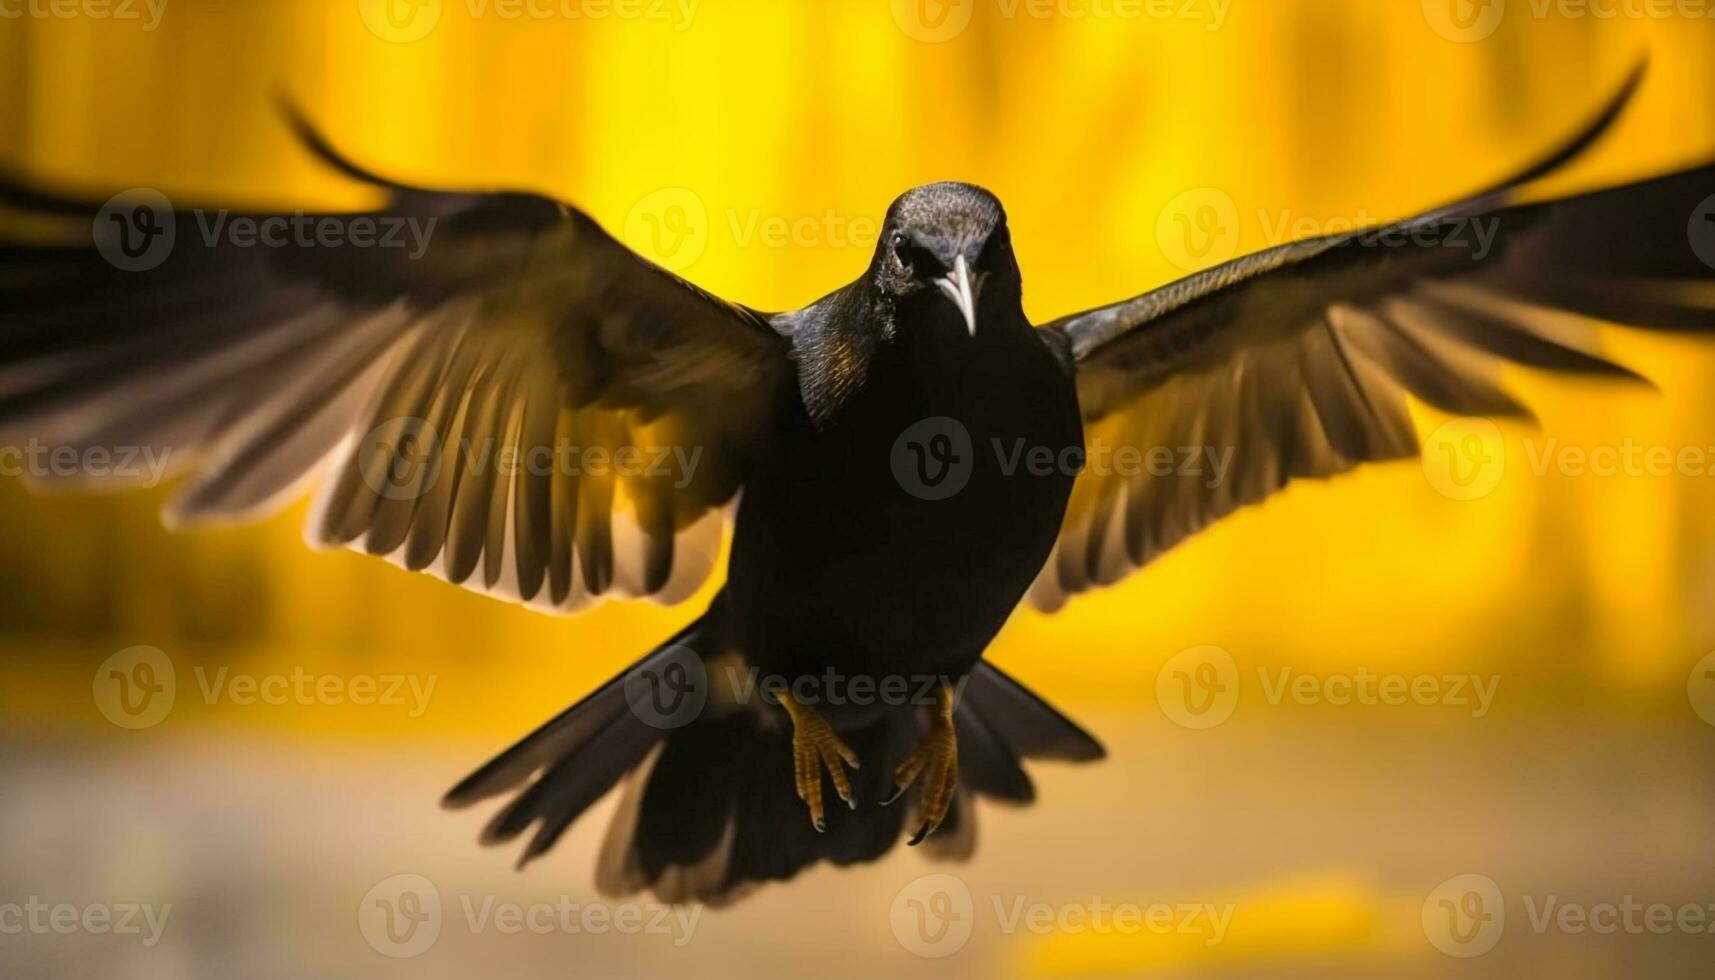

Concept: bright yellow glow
[[3, 4, 1714, 736]]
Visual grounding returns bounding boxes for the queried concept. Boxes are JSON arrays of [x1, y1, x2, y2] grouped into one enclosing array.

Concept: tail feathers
[[598, 711, 916, 906], [442, 623, 703, 867], [960, 662, 1106, 763], [593, 662, 1103, 905], [482, 716, 662, 868], [954, 707, 1035, 803], [450, 645, 1105, 905]]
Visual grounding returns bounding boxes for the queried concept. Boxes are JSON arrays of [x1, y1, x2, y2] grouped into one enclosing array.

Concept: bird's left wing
[[1032, 64, 1715, 610], [0, 114, 793, 612]]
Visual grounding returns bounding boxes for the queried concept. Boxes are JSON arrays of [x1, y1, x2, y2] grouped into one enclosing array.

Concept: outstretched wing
[[0, 111, 793, 612], [1032, 63, 1715, 610]]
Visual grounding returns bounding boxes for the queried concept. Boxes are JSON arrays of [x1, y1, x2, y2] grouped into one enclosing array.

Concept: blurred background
[[4, 1, 1715, 977]]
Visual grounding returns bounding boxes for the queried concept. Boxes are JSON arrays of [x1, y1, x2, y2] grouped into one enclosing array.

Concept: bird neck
[[792, 276, 1032, 429]]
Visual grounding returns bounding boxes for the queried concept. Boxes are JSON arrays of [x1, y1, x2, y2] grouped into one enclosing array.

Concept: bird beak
[[934, 254, 982, 337]]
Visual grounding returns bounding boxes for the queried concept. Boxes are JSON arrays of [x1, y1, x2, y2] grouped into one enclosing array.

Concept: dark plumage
[[3, 61, 1712, 902]]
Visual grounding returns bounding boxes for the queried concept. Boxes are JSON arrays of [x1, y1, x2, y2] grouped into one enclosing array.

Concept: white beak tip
[[936, 254, 981, 337]]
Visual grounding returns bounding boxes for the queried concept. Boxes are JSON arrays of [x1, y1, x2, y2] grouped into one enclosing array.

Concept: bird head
[[874, 182, 1015, 336]]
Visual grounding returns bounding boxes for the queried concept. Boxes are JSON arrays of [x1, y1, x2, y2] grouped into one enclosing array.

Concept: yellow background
[[3, 2, 1715, 978]]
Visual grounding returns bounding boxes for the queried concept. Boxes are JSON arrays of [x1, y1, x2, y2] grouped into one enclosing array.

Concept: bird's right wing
[[0, 113, 794, 612], [1032, 63, 1715, 610]]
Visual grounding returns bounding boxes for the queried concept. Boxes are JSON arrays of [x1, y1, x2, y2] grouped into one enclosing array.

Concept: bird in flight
[[2, 63, 1707, 903]]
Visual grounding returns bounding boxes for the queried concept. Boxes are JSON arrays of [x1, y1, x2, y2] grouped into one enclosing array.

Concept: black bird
[[3, 63, 1711, 903]]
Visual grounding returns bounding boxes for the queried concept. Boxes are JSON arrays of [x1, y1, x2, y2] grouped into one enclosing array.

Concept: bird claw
[[783, 699, 859, 833], [888, 683, 959, 845]]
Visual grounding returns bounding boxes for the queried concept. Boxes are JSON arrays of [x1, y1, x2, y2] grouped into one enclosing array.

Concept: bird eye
[[887, 231, 908, 269], [894, 239, 944, 278]]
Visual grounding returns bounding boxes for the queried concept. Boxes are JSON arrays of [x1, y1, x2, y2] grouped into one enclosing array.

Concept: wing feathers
[[1405, 283, 1647, 381], [0, 112, 791, 614], [1035, 66, 1715, 607]]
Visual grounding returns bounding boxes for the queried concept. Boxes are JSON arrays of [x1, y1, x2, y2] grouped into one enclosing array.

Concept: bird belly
[[723, 356, 1081, 695]]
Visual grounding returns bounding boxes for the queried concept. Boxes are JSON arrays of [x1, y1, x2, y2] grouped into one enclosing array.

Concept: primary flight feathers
[[0, 108, 791, 613], [1033, 60, 1715, 607]]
